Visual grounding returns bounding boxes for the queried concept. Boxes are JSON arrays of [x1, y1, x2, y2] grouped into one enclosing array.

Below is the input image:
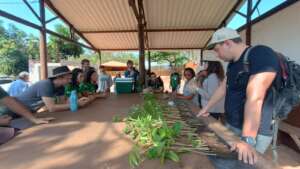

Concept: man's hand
[[0, 115, 12, 125], [30, 117, 55, 125], [230, 141, 258, 165], [197, 108, 210, 117], [78, 97, 89, 107]]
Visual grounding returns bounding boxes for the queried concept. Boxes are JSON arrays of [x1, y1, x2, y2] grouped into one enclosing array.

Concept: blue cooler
[[115, 78, 134, 94]]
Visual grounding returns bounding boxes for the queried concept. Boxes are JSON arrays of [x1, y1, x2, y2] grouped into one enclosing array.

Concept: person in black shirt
[[197, 27, 280, 167], [147, 72, 164, 93]]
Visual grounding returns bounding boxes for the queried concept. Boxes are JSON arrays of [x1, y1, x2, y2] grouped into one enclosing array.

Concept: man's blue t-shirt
[[225, 45, 280, 136]]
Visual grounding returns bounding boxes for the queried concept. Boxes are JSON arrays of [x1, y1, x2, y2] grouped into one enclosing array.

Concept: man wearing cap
[[8, 71, 30, 96], [15, 66, 89, 113], [197, 27, 279, 167]]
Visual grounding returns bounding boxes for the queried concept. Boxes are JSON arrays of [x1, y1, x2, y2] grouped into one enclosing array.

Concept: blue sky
[[0, 0, 286, 50]]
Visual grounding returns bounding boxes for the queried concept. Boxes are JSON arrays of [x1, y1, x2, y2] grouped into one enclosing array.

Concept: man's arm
[[242, 72, 276, 137], [197, 77, 227, 117], [42, 96, 90, 112], [42, 97, 70, 112], [1, 97, 53, 124]]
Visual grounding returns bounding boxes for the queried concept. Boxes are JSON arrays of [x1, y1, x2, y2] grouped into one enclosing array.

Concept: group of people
[[0, 59, 114, 144], [0, 26, 286, 169]]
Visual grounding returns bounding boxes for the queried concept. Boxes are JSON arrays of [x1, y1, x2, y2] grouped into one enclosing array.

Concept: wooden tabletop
[[0, 94, 213, 169]]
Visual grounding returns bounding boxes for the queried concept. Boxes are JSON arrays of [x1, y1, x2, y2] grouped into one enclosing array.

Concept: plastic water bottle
[[70, 90, 78, 112]]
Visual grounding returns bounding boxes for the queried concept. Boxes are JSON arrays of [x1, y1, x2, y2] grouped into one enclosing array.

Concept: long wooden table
[[0, 94, 213, 169]]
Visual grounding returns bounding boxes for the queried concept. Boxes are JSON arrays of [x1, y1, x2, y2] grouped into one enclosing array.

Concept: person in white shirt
[[97, 66, 113, 93], [196, 61, 225, 120], [176, 68, 199, 106]]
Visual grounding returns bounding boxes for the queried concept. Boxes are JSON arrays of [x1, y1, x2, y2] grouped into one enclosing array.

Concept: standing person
[[124, 60, 139, 92], [197, 27, 280, 168], [64, 68, 84, 98], [170, 69, 181, 93], [81, 59, 91, 73], [97, 66, 113, 93], [176, 68, 198, 106], [196, 61, 225, 120], [8, 71, 30, 97], [15, 66, 89, 113]]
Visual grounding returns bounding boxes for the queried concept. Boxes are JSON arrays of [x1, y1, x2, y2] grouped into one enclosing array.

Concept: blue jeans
[[208, 124, 272, 169]]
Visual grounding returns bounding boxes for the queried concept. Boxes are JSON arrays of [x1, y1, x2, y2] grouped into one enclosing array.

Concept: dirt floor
[[0, 94, 299, 169]]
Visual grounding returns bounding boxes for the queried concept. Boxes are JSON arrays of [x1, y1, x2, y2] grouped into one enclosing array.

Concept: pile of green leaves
[[124, 94, 210, 168]]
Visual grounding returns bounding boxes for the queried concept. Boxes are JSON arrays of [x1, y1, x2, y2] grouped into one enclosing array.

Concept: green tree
[[0, 37, 28, 76], [150, 51, 188, 68], [0, 23, 29, 76], [48, 24, 83, 61]]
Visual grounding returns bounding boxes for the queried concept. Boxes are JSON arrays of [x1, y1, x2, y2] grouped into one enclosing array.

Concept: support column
[[98, 50, 102, 65], [246, 0, 252, 46], [148, 51, 151, 73], [39, 0, 48, 79], [138, 22, 145, 84], [200, 49, 204, 66]]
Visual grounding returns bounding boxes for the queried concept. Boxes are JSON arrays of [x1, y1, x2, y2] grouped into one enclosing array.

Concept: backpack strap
[[243, 46, 254, 73]]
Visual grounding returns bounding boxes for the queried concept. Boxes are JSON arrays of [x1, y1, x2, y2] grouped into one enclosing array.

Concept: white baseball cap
[[206, 27, 241, 50]]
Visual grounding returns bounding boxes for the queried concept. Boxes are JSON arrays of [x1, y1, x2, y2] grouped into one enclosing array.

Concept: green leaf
[[166, 151, 180, 162], [146, 147, 159, 159], [172, 122, 182, 136]]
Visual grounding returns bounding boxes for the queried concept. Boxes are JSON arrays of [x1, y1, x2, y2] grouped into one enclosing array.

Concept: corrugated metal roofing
[[48, 0, 240, 51]]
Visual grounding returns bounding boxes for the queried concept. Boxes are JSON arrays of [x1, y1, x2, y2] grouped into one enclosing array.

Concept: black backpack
[[243, 46, 300, 120], [243, 46, 300, 161]]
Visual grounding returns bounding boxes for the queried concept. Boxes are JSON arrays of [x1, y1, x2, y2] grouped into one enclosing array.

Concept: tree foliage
[[150, 51, 189, 68], [0, 23, 29, 76], [48, 24, 83, 61]]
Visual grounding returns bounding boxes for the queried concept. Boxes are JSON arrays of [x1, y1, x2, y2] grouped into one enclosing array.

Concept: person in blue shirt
[[8, 71, 30, 96]]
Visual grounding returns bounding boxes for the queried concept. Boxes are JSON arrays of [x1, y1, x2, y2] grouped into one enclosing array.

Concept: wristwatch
[[241, 136, 256, 147]]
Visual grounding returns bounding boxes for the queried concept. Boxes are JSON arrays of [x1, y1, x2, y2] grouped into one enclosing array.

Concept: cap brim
[[206, 42, 216, 50], [48, 72, 72, 79]]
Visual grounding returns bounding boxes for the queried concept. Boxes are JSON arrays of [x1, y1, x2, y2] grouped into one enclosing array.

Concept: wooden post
[[148, 51, 151, 73], [137, 0, 145, 85], [246, 0, 252, 46], [200, 49, 204, 66], [98, 50, 102, 65], [39, 0, 48, 79]]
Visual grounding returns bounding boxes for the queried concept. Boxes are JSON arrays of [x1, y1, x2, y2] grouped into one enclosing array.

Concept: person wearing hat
[[15, 66, 89, 113], [197, 27, 280, 167], [8, 71, 30, 97]]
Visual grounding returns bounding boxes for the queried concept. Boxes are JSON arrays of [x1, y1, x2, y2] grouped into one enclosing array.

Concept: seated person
[[147, 72, 164, 93], [97, 66, 113, 93], [80, 68, 107, 99], [8, 71, 30, 97], [176, 68, 199, 106], [15, 66, 89, 113], [65, 68, 84, 98]]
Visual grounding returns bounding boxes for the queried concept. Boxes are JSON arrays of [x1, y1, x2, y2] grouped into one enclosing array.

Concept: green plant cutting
[[124, 93, 212, 168]]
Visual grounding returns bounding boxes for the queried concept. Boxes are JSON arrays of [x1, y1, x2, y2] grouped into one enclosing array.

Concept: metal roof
[[47, 0, 241, 51]]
